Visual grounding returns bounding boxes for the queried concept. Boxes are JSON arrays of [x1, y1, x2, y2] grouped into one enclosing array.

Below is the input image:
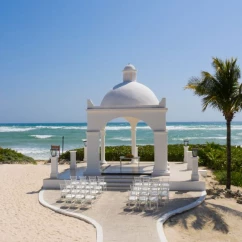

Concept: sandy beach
[[164, 170, 242, 242], [1, 163, 242, 242], [0, 164, 95, 242]]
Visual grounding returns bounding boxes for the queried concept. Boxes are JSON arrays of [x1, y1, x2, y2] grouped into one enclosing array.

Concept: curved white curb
[[157, 191, 206, 242], [39, 190, 103, 242]]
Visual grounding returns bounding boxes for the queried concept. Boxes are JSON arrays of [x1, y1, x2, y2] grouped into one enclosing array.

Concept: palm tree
[[185, 57, 241, 189]]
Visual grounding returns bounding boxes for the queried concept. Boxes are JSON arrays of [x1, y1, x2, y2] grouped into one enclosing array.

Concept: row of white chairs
[[128, 190, 159, 210], [60, 184, 99, 206], [59, 176, 107, 207], [128, 177, 170, 210], [133, 177, 169, 186], [69, 176, 107, 191]]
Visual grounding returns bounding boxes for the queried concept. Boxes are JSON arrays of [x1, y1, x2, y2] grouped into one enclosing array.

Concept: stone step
[[106, 182, 132, 187], [104, 176, 134, 191], [105, 179, 133, 183], [107, 187, 129, 191]]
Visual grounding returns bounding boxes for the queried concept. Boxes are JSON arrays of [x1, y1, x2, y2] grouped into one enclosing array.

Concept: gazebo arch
[[84, 64, 169, 177]]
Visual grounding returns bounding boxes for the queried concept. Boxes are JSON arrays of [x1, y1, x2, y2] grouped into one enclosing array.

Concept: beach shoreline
[[2, 122, 242, 160]]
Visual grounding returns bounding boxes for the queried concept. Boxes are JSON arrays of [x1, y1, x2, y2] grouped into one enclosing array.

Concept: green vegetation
[[61, 142, 242, 187], [0, 148, 36, 164], [185, 57, 242, 189], [214, 171, 242, 187]]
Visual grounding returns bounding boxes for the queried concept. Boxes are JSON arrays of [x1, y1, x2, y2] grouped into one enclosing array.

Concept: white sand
[[164, 198, 242, 242], [0, 164, 95, 242], [164, 169, 242, 242]]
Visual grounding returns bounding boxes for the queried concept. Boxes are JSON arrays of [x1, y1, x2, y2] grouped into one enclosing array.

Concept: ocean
[[0, 122, 242, 160]]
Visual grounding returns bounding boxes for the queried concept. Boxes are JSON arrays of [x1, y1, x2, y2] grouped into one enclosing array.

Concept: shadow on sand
[[26, 188, 42, 194], [121, 195, 242, 234], [164, 200, 242, 234]]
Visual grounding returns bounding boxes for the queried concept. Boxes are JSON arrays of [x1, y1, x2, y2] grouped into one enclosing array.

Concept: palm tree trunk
[[226, 120, 231, 189]]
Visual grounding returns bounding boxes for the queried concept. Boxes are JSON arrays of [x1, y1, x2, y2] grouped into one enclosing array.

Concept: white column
[[152, 131, 170, 176], [70, 151, 77, 170], [84, 130, 101, 176], [100, 129, 107, 164], [83, 147, 87, 162], [191, 156, 199, 181], [131, 125, 138, 164], [50, 157, 58, 178], [187, 151, 193, 170], [183, 146, 189, 163]]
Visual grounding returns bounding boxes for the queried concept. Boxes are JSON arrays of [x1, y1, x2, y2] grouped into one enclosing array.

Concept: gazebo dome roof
[[100, 64, 159, 107]]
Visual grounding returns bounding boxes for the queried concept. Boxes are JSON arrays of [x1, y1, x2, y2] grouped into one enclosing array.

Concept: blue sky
[[1, 0, 242, 123]]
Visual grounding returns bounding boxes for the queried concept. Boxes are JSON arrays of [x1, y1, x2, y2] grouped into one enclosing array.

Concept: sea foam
[[30, 135, 53, 139], [0, 127, 36, 132]]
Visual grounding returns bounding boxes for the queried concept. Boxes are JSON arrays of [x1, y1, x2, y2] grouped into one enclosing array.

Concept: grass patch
[[0, 148, 36, 164]]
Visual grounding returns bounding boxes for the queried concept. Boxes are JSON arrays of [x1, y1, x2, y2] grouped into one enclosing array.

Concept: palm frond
[[185, 57, 241, 120]]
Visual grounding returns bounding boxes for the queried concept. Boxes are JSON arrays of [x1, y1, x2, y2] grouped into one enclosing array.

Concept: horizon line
[[0, 120, 241, 124]]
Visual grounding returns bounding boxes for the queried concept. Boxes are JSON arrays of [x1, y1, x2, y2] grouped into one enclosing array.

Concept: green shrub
[[60, 148, 84, 161], [60, 145, 183, 162], [60, 142, 242, 171], [0, 148, 36, 164], [214, 170, 242, 187], [168, 144, 184, 161]]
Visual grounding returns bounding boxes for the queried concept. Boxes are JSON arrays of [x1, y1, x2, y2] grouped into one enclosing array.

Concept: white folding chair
[[65, 189, 75, 205], [137, 192, 149, 210], [161, 177, 169, 188], [84, 190, 95, 207], [90, 185, 99, 198], [89, 178, 97, 186], [60, 184, 70, 199], [79, 176, 88, 184], [97, 177, 107, 191], [139, 187, 149, 196], [133, 177, 142, 186], [149, 194, 159, 210], [88, 176, 97, 181], [160, 186, 169, 205], [142, 177, 150, 187], [128, 190, 138, 208], [150, 179, 160, 188], [76, 181, 85, 190], [65, 180, 74, 189], [94, 184, 103, 194], [131, 185, 141, 194], [70, 176, 79, 186], [74, 190, 85, 205]]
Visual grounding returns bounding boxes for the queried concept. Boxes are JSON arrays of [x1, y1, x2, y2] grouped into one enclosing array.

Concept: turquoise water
[[0, 122, 242, 159]]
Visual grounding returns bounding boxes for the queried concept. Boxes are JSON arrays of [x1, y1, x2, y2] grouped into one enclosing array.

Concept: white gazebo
[[84, 64, 169, 177]]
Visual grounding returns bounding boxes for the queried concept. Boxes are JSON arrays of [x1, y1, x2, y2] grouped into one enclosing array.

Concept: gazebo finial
[[122, 63, 137, 82]]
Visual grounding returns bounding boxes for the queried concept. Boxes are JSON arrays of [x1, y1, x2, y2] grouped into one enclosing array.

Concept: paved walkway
[[43, 190, 202, 242]]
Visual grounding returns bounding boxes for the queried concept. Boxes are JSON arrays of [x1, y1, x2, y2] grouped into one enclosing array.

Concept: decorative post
[[187, 151, 193, 170], [191, 156, 199, 181], [50, 156, 58, 178], [70, 151, 77, 171], [82, 139, 87, 162], [183, 139, 189, 163], [50, 145, 60, 179], [100, 129, 107, 164], [184, 146, 189, 163]]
